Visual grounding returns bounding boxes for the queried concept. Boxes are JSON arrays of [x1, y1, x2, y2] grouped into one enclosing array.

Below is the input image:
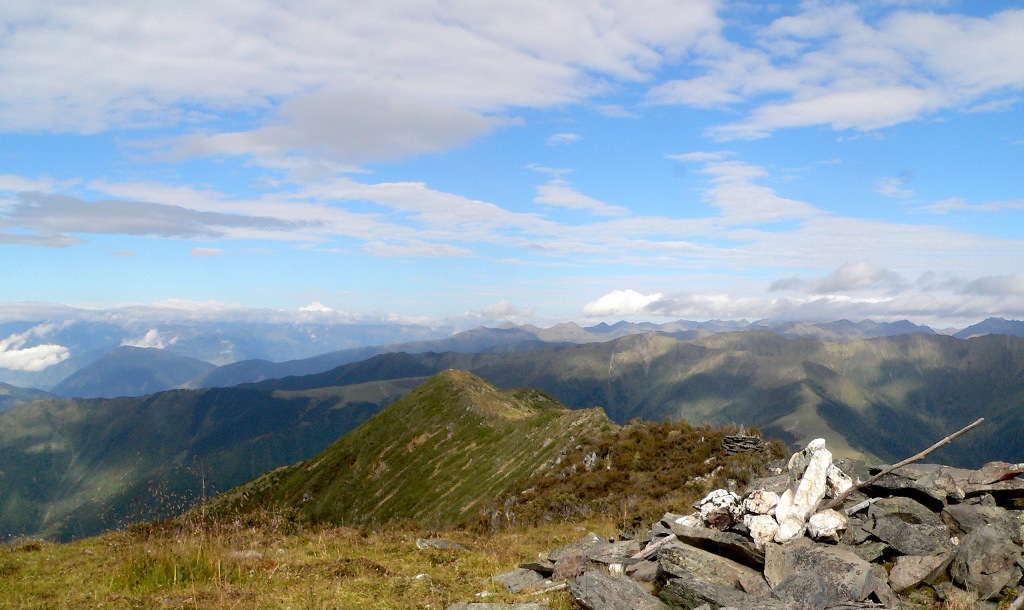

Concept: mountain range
[[3, 319, 1024, 540]]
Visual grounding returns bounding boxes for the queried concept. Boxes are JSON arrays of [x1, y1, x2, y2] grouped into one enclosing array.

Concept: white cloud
[[875, 176, 914, 199], [810, 262, 908, 294], [546, 132, 582, 146], [159, 92, 510, 165], [0, 323, 71, 371], [191, 247, 225, 257], [298, 302, 334, 313], [464, 300, 535, 324], [921, 197, 1024, 214], [534, 179, 630, 217], [121, 329, 178, 349], [583, 289, 664, 317], [651, 5, 1024, 139], [0, 0, 719, 136]]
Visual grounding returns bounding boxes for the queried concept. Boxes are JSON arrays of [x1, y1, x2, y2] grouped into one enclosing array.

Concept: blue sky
[[2, 0, 1024, 330]]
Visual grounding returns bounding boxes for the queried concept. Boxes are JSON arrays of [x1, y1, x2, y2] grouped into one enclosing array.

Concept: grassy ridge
[[210, 370, 613, 529]]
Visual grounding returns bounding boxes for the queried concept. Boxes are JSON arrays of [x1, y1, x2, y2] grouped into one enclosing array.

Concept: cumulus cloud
[[960, 274, 1024, 297], [0, 323, 71, 371], [298, 302, 334, 313], [583, 289, 664, 317], [121, 329, 178, 349], [0, 0, 719, 135], [810, 262, 908, 294]]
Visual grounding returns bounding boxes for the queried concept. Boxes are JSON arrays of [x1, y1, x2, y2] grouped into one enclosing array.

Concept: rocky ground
[[445, 436, 1024, 610]]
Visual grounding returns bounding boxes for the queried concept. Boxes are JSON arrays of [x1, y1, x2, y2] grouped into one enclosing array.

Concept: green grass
[[0, 512, 598, 609]]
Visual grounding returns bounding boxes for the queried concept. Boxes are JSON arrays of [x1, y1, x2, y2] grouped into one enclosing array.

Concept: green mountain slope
[[0, 382, 54, 413], [248, 331, 1024, 466], [209, 370, 612, 529], [51, 346, 217, 398], [0, 378, 421, 540]]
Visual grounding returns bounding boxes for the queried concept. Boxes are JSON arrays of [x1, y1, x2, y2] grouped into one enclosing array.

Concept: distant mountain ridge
[[51, 346, 216, 398], [191, 318, 943, 389], [0, 382, 54, 413], [955, 317, 1024, 339], [5, 328, 1024, 539]]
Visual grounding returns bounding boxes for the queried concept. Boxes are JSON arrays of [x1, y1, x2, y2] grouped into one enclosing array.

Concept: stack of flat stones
[[447, 439, 1024, 610]]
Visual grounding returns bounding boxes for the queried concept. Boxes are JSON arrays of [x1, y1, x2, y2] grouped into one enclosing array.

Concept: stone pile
[[447, 439, 1024, 610]]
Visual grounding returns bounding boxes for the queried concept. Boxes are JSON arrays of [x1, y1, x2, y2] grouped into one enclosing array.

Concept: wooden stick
[[817, 417, 985, 513]]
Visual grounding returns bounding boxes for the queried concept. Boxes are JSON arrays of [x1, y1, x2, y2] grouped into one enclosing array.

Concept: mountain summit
[[209, 370, 612, 528]]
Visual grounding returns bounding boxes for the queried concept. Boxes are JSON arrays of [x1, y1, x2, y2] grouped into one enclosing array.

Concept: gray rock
[[517, 560, 554, 576], [745, 473, 790, 495], [764, 538, 876, 605], [492, 568, 550, 593], [771, 571, 835, 610], [664, 523, 765, 569], [625, 559, 660, 583], [584, 539, 641, 565], [659, 540, 770, 596], [888, 551, 954, 593], [545, 532, 607, 562], [950, 524, 1024, 600], [968, 461, 1024, 485], [659, 575, 789, 610], [568, 571, 668, 610], [943, 502, 1022, 544], [865, 496, 951, 556]]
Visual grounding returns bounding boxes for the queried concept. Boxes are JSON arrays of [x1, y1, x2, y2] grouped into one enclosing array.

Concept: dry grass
[[0, 511, 613, 609]]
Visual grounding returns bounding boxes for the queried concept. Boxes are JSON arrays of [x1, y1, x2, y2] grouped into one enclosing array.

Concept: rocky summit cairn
[[450, 418, 1024, 610]]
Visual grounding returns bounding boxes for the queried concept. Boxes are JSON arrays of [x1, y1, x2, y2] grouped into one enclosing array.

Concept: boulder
[[745, 514, 780, 551], [659, 574, 789, 610], [968, 461, 1024, 485], [492, 568, 551, 593], [942, 502, 1022, 544], [698, 489, 743, 530], [583, 539, 641, 565], [889, 551, 954, 593], [545, 532, 606, 562], [806, 509, 848, 543], [658, 540, 771, 596], [764, 538, 877, 605], [568, 571, 668, 610], [663, 523, 765, 569], [865, 496, 951, 556], [770, 570, 836, 610], [744, 489, 780, 515], [950, 524, 1024, 601]]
